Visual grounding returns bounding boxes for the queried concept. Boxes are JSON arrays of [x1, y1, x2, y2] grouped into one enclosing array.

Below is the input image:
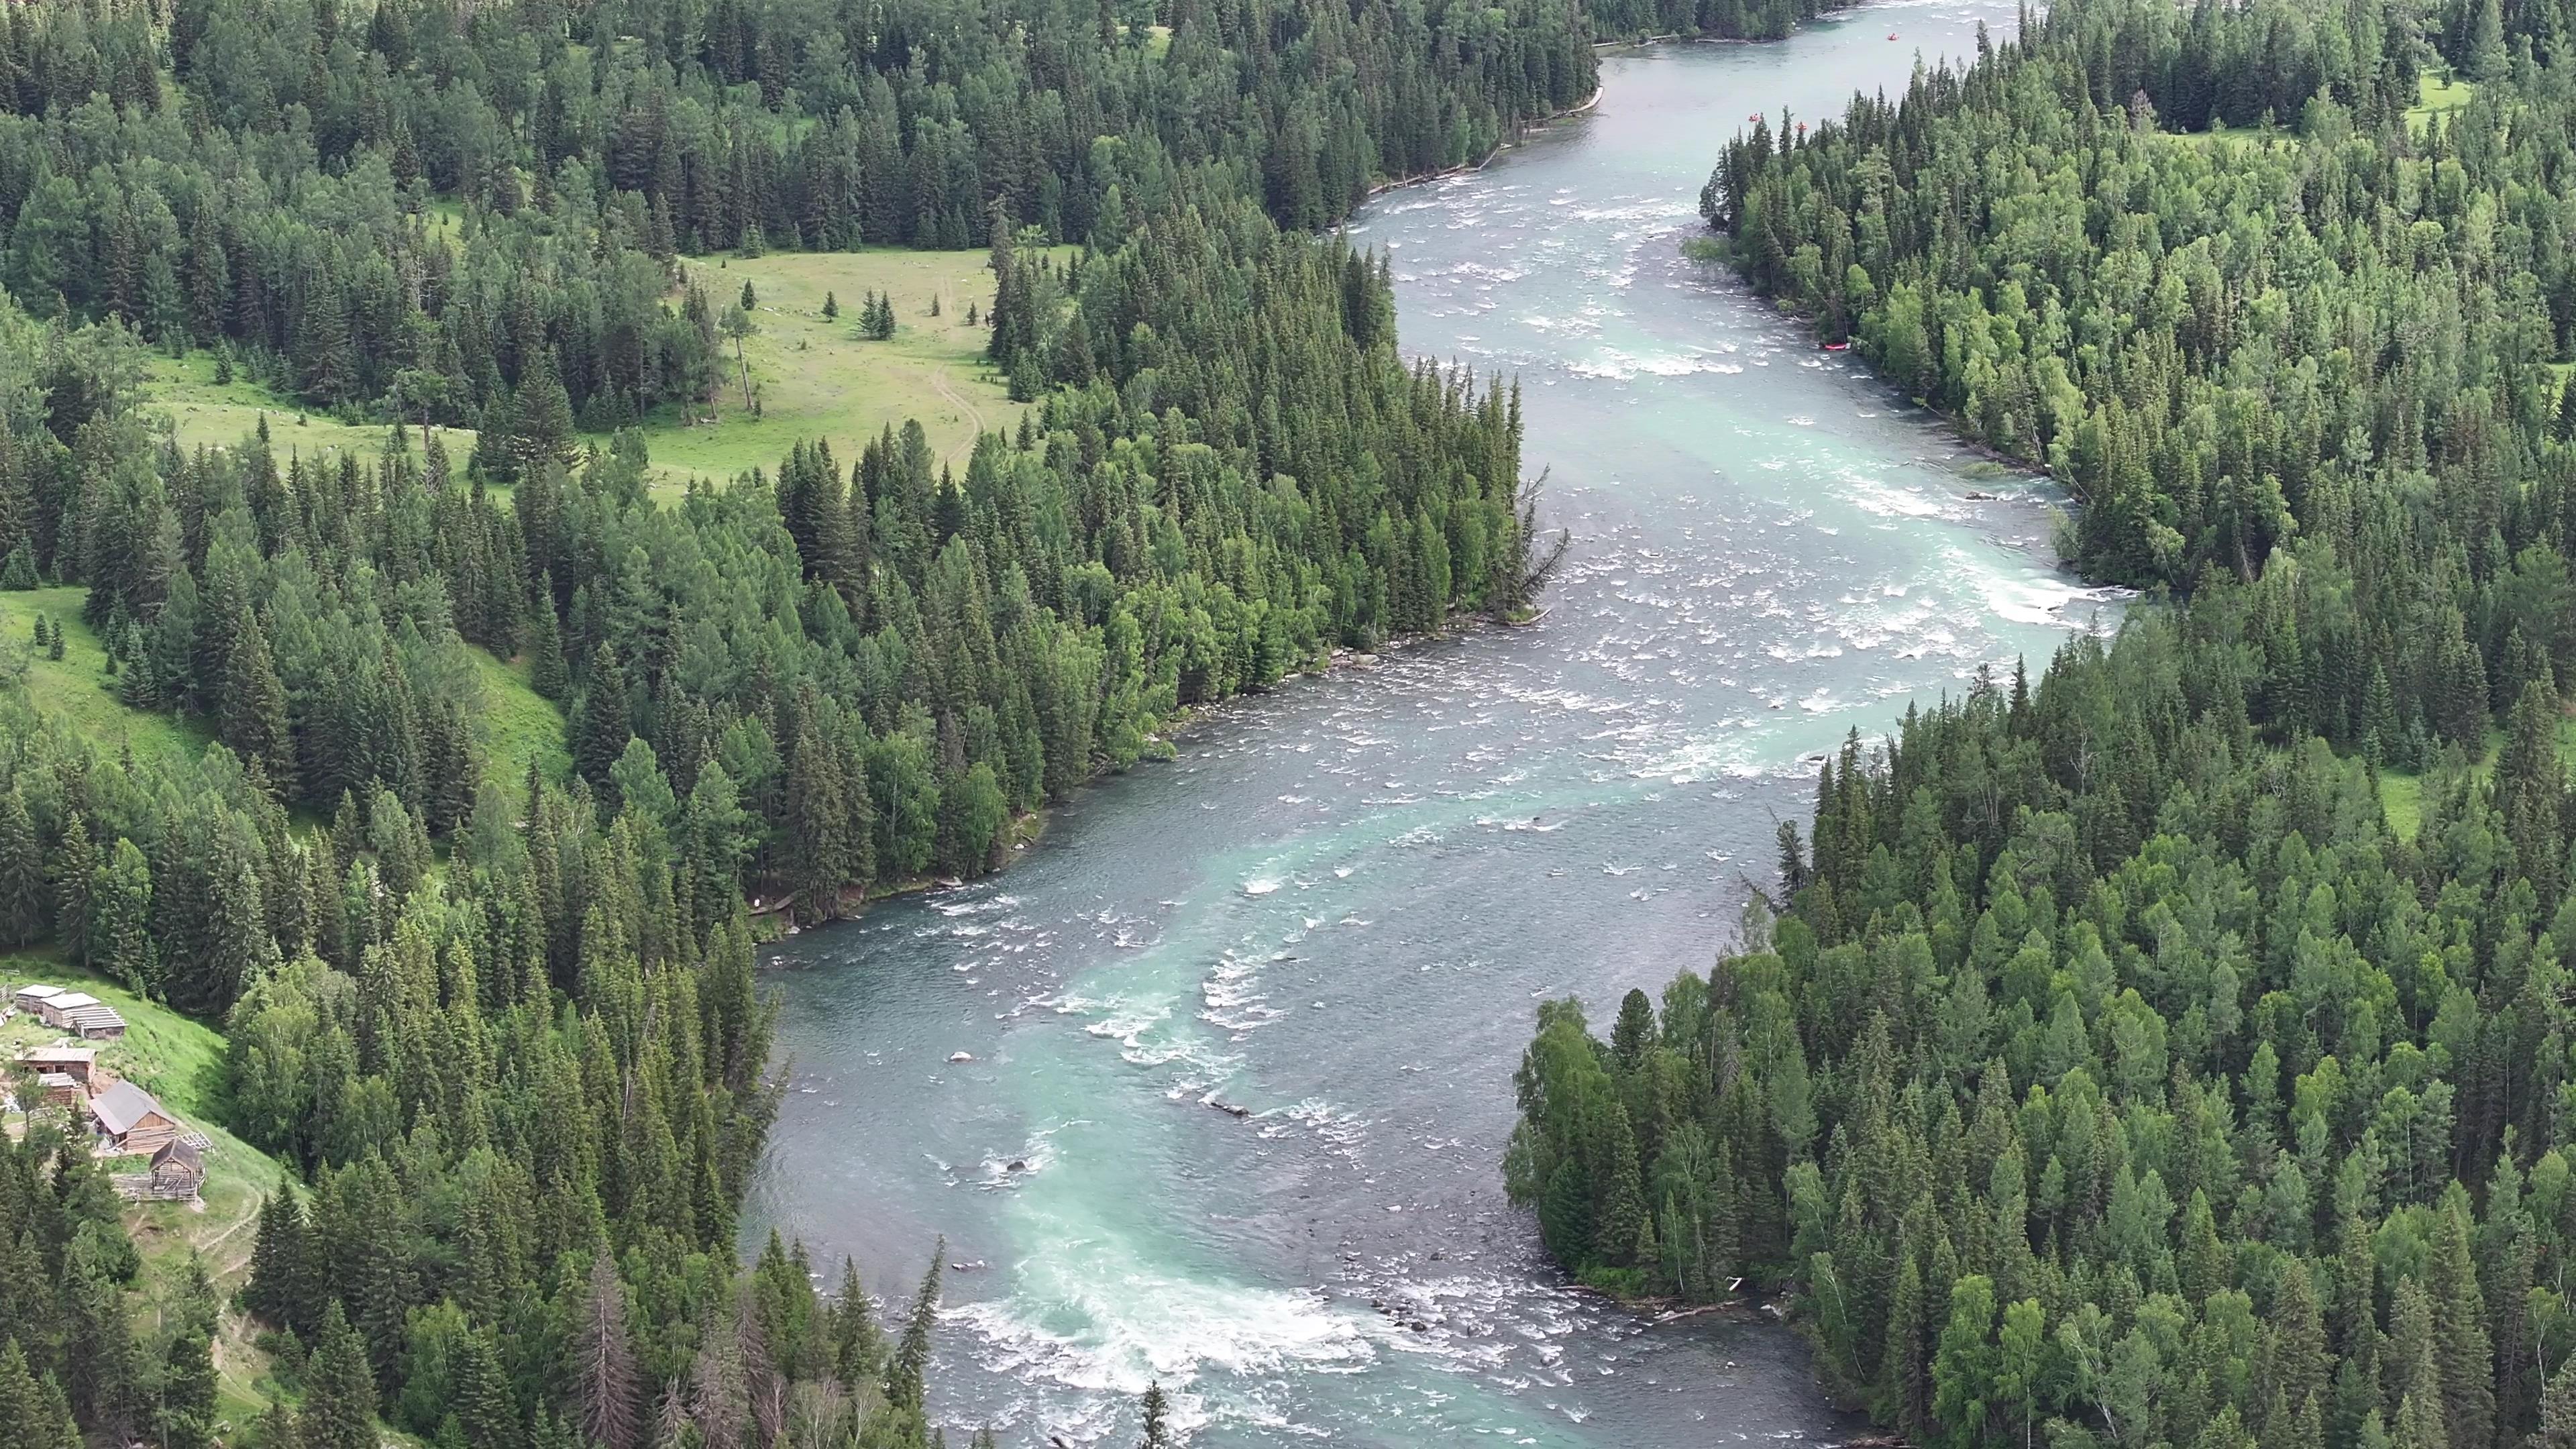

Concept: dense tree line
[[1513, 589, 2576, 1449], [1513, 6, 2576, 1449], [1581, 0, 1858, 45], [1707, 0, 2576, 771], [0, 0, 1584, 1438], [0, 0, 1595, 437]]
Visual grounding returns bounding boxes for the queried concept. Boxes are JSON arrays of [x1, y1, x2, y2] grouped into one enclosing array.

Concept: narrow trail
[[930, 364, 990, 466]]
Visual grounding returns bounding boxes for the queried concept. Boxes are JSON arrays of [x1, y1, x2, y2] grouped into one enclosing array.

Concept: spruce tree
[[528, 584, 568, 700], [300, 1301, 377, 1449], [0, 786, 44, 946], [87, 839, 156, 995], [0, 1340, 75, 1449], [570, 1251, 639, 1449], [884, 1246, 943, 1418], [158, 1322, 217, 1449], [1138, 1382, 1171, 1448], [574, 642, 633, 793], [829, 1257, 883, 1397], [51, 812, 94, 962], [218, 604, 295, 785]]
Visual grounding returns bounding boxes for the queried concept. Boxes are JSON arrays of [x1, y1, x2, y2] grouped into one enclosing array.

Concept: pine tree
[[574, 642, 633, 793], [0, 1340, 76, 1449], [884, 1247, 943, 1418], [87, 838, 156, 995], [300, 1301, 377, 1449], [0, 786, 43, 946], [218, 604, 295, 785], [158, 1320, 218, 1449], [570, 1251, 639, 1449], [822, 290, 838, 320], [1138, 1382, 1172, 1448]]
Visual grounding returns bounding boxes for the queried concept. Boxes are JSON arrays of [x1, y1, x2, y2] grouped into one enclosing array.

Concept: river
[[741, 6, 2123, 1444]]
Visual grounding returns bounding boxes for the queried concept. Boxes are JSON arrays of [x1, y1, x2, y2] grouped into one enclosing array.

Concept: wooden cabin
[[34, 991, 97, 1030], [148, 1140, 205, 1200], [10, 983, 61, 1018], [16, 1046, 96, 1086], [90, 1081, 181, 1155]]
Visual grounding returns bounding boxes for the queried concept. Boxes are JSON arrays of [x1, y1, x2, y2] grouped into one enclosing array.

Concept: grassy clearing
[[2407, 71, 2477, 132], [0, 584, 209, 764], [625, 248, 1032, 496], [2169, 122, 2271, 152], [0, 950, 278, 1424], [150, 350, 479, 473], [2174, 73, 2475, 152], [2377, 715, 2576, 840], [139, 250, 1028, 505], [1, 582, 560, 788]]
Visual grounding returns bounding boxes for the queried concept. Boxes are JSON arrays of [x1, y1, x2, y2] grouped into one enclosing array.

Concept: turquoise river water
[[743, 7, 2125, 1444]]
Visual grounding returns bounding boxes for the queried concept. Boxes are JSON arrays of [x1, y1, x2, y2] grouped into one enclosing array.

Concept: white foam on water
[[954, 1263, 1376, 1438], [1941, 545, 2134, 627]]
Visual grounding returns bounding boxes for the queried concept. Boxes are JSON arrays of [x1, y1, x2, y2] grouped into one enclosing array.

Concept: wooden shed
[[35, 991, 98, 1030], [90, 1081, 181, 1155], [148, 1140, 205, 1200], [10, 983, 61, 1017], [16, 1046, 96, 1085]]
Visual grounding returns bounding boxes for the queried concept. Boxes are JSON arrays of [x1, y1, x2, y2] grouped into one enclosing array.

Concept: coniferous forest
[[0, 0, 1610, 1440], [1512, 1, 2576, 1448]]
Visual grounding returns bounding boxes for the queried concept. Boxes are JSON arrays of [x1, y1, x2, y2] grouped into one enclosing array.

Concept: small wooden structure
[[17, 1046, 97, 1086], [90, 1081, 181, 1155], [147, 1140, 205, 1200], [60, 1004, 125, 1040], [34, 991, 98, 1030], [11, 983, 62, 1016], [32, 1073, 84, 1108]]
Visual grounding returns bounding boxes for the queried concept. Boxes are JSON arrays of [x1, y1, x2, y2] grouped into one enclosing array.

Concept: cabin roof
[[46, 992, 98, 1011], [17, 1046, 96, 1065], [91, 1081, 169, 1136], [11, 984, 62, 1001]]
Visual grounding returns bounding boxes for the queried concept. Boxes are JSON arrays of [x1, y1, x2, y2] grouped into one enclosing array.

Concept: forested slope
[[1511, 4, 2576, 1449], [0, 0, 1599, 1442]]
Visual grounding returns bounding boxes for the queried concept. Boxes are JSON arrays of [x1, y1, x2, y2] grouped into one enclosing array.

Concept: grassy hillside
[[0, 583, 564, 792], [470, 648, 571, 786], [1, 950, 281, 1428], [0, 586, 209, 764], [153, 350, 480, 472]]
